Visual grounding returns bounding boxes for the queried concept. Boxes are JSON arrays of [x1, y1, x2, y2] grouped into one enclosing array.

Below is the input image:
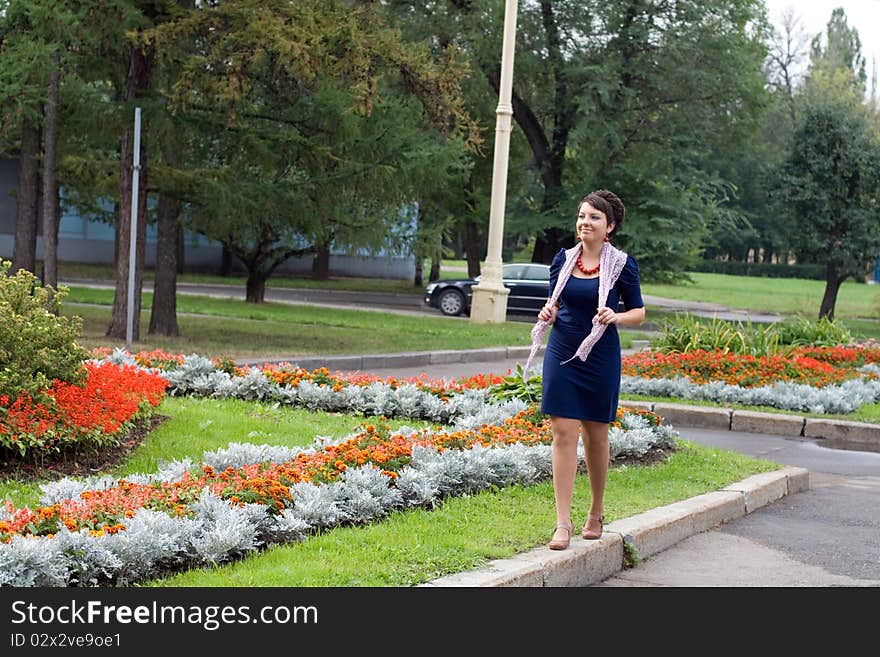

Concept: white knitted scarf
[[523, 242, 628, 378]]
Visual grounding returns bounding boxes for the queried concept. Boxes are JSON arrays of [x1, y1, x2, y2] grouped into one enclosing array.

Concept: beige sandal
[[548, 521, 574, 550], [582, 513, 604, 540]]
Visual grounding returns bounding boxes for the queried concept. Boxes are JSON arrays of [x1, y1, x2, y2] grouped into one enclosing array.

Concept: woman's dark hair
[[579, 189, 626, 236]]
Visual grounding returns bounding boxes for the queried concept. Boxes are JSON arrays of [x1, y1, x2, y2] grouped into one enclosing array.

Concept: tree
[[0, 1, 52, 277], [105, 7, 160, 341], [773, 82, 880, 320], [808, 7, 867, 93], [141, 0, 477, 301], [148, 0, 197, 337], [765, 6, 810, 122], [383, 0, 772, 281]]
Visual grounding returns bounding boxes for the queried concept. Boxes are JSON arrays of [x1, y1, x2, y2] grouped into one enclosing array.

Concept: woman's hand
[[538, 302, 558, 323], [596, 306, 618, 325]]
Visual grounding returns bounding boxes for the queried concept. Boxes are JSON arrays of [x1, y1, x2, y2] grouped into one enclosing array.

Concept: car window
[[501, 265, 526, 280], [523, 265, 550, 281]]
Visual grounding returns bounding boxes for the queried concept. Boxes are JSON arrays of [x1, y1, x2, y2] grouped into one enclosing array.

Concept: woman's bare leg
[[550, 416, 581, 542], [581, 420, 610, 533]]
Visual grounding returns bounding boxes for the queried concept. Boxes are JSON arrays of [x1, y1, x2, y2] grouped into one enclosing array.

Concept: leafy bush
[[652, 313, 781, 356], [487, 364, 542, 403], [774, 316, 854, 348], [0, 260, 89, 403], [653, 313, 855, 356]]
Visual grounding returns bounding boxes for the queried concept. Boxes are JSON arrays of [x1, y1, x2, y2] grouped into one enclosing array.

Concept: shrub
[[652, 313, 781, 356], [775, 317, 854, 348], [0, 260, 90, 404], [653, 313, 854, 357]]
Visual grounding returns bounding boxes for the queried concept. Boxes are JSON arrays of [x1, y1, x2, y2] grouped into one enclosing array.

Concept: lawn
[[61, 287, 649, 359], [58, 260, 880, 320], [641, 272, 880, 321]]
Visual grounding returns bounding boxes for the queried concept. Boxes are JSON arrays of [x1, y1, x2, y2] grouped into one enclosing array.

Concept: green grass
[[58, 260, 880, 324], [144, 438, 776, 587], [61, 287, 644, 358], [61, 289, 532, 359], [641, 272, 880, 321]]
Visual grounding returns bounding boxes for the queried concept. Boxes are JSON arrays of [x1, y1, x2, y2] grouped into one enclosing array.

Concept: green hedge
[[693, 260, 825, 280]]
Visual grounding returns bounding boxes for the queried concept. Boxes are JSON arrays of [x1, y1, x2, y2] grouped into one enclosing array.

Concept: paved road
[[338, 352, 880, 587], [596, 428, 880, 586]]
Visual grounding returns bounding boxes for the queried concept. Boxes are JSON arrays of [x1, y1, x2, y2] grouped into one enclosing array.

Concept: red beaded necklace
[[575, 255, 600, 275]]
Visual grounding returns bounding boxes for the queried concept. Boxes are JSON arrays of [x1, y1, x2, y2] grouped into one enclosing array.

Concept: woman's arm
[[595, 305, 645, 326]]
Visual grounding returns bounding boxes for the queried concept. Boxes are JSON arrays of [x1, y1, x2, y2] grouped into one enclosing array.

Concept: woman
[[527, 189, 645, 550]]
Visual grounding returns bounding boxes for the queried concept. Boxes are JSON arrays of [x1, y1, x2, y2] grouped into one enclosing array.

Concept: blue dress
[[540, 248, 644, 422]]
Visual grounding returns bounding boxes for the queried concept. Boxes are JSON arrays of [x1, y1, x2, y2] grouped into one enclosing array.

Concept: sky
[[763, 0, 879, 88]]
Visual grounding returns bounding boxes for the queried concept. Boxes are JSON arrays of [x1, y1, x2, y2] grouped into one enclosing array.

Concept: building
[[0, 157, 416, 280]]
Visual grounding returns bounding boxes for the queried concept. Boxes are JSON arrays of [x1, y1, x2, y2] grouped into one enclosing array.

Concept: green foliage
[[487, 363, 542, 404], [622, 537, 642, 569], [808, 7, 867, 92], [774, 316, 854, 348], [771, 69, 880, 318], [653, 312, 856, 356], [0, 260, 89, 402], [653, 313, 780, 356], [382, 0, 773, 280]]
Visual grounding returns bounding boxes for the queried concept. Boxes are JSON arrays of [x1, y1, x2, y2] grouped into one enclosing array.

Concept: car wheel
[[437, 289, 466, 316]]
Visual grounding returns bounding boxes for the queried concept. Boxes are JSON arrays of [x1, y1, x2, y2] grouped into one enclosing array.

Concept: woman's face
[[576, 202, 612, 244]]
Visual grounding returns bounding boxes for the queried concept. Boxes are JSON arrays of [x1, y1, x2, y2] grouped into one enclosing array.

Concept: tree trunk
[[11, 117, 40, 276], [819, 268, 843, 321], [176, 223, 185, 274], [220, 244, 233, 276], [312, 242, 330, 280], [414, 254, 423, 287], [465, 219, 481, 278], [532, 226, 572, 264], [148, 193, 181, 336], [245, 269, 267, 303], [149, 136, 182, 336], [41, 62, 61, 296], [429, 257, 440, 282], [107, 44, 154, 340]]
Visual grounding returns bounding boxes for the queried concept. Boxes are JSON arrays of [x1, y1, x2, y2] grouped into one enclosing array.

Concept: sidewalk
[[422, 466, 811, 587]]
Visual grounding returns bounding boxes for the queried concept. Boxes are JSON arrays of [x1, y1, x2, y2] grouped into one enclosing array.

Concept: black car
[[423, 263, 551, 316]]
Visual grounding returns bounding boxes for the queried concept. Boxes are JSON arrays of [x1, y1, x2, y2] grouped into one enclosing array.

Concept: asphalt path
[[339, 353, 880, 587]]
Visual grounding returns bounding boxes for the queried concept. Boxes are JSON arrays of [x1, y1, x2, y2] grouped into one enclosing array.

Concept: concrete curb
[[238, 345, 546, 369], [628, 401, 880, 450], [421, 466, 810, 587]]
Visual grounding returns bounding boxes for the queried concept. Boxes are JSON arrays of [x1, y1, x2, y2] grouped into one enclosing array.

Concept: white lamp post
[[470, 0, 517, 324], [126, 107, 142, 351]]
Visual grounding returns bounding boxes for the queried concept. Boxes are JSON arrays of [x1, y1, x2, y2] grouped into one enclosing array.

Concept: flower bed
[[0, 349, 677, 587], [622, 348, 878, 388], [619, 346, 880, 414], [0, 362, 168, 456]]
